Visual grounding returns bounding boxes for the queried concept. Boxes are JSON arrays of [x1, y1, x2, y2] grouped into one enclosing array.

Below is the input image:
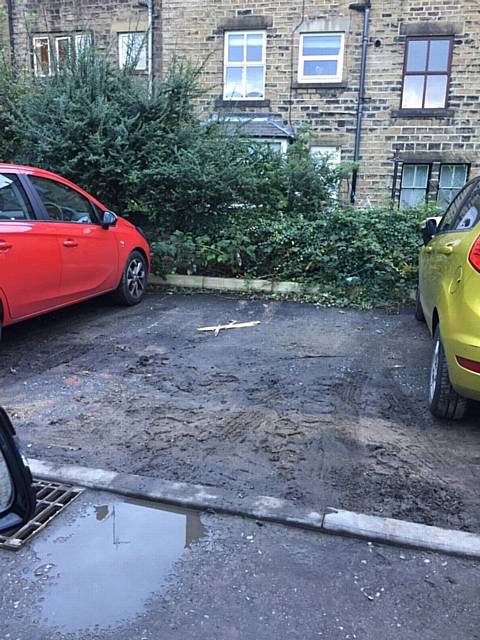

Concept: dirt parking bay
[[1, 291, 479, 531]]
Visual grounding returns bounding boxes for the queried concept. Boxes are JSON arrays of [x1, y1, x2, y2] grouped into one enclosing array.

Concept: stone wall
[[9, 0, 161, 78], [162, 0, 480, 204]]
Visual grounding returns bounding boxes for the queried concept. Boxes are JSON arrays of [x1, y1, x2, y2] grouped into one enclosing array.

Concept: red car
[[0, 164, 150, 338]]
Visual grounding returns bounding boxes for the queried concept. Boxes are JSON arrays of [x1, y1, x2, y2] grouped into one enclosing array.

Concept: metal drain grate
[[0, 479, 84, 551]]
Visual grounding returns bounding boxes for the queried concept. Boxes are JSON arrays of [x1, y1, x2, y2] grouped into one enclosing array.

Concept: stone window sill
[[214, 98, 271, 108], [291, 81, 347, 90], [392, 108, 454, 119]]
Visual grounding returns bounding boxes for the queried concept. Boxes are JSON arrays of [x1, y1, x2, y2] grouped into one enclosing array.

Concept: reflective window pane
[[439, 164, 454, 188], [428, 40, 450, 72], [303, 59, 338, 77], [246, 33, 263, 62], [34, 38, 50, 76], [424, 75, 447, 108], [56, 37, 70, 70], [401, 165, 416, 188], [402, 75, 424, 108], [406, 40, 428, 72], [224, 66, 243, 98], [400, 188, 425, 208], [246, 66, 264, 97], [453, 165, 468, 188], [414, 165, 429, 188], [303, 34, 341, 56], [228, 34, 244, 62]]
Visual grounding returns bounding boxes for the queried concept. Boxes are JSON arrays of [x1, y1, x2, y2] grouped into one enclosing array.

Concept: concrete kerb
[[29, 459, 480, 559]]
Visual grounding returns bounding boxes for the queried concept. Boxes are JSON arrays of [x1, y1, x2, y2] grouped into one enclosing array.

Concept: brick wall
[[162, 0, 480, 205]]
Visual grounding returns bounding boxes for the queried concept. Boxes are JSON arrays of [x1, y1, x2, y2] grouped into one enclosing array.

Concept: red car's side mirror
[[0, 408, 36, 533]]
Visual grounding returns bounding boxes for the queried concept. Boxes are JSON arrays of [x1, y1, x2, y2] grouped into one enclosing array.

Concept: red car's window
[[0, 174, 32, 221], [29, 175, 98, 224]]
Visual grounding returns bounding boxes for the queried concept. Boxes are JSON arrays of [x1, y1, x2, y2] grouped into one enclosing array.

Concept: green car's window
[[437, 181, 477, 233], [451, 189, 480, 232]]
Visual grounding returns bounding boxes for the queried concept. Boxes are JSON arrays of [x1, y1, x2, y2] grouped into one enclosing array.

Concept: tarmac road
[[1, 290, 479, 531], [1, 489, 479, 640]]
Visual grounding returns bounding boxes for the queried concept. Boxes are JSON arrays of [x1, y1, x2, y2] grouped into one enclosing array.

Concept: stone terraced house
[[1, 0, 479, 206]]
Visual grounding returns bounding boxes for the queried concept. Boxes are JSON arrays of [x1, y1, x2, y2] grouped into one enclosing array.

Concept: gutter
[[349, 1, 371, 204], [5, 0, 15, 63], [147, 0, 153, 97]]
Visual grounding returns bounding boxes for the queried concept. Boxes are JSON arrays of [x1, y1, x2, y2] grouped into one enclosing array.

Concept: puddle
[[30, 495, 206, 633]]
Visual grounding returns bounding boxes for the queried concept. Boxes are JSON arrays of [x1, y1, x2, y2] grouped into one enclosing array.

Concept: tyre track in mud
[[1, 292, 479, 531]]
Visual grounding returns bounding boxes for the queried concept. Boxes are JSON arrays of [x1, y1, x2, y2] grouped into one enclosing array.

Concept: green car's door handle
[[438, 245, 454, 256]]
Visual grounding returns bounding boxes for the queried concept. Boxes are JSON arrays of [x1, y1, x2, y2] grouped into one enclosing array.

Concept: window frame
[[28, 175, 99, 225], [399, 163, 431, 208], [437, 163, 470, 208], [298, 32, 345, 84], [0, 173, 35, 221], [118, 32, 148, 72], [400, 36, 454, 111], [437, 179, 479, 234], [32, 36, 52, 77], [223, 30, 267, 101], [310, 146, 342, 165], [54, 36, 71, 71]]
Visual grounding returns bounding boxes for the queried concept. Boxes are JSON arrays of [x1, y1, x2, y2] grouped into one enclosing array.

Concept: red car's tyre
[[429, 327, 468, 420], [113, 251, 148, 306]]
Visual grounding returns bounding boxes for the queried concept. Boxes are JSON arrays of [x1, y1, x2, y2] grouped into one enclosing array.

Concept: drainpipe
[[147, 0, 153, 97], [5, 0, 15, 63], [349, 1, 371, 204]]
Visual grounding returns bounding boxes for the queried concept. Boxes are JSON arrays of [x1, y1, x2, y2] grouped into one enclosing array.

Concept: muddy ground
[[1, 291, 479, 531]]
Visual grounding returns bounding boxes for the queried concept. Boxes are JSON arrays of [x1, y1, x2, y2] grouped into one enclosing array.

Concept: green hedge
[[152, 205, 426, 308]]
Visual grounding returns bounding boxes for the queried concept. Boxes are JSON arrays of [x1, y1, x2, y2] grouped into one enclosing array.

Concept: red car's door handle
[[0, 240, 12, 252], [63, 239, 78, 248]]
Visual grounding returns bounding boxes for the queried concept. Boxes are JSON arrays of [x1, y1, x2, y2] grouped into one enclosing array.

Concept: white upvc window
[[310, 146, 342, 166], [33, 36, 51, 77], [400, 164, 430, 208], [253, 139, 289, 154], [224, 31, 266, 100], [55, 36, 71, 70], [118, 32, 147, 71], [298, 33, 344, 83], [75, 33, 92, 56], [437, 164, 469, 208]]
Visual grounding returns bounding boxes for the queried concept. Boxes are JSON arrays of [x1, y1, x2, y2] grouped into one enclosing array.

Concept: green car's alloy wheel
[[429, 327, 468, 420]]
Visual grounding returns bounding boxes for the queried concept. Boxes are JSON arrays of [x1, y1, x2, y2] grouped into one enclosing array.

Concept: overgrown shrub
[[152, 204, 425, 307], [1, 47, 426, 307]]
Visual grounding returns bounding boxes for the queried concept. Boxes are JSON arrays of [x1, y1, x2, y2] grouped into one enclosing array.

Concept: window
[[401, 37, 452, 109], [0, 174, 32, 221], [33, 37, 51, 77], [30, 176, 96, 224], [310, 146, 342, 166], [55, 36, 71, 71], [437, 164, 469, 208], [400, 164, 429, 207], [438, 181, 477, 233], [252, 139, 288, 154], [453, 193, 480, 232], [75, 33, 92, 57], [118, 32, 147, 71], [224, 31, 266, 100], [32, 33, 91, 76], [298, 33, 344, 83]]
